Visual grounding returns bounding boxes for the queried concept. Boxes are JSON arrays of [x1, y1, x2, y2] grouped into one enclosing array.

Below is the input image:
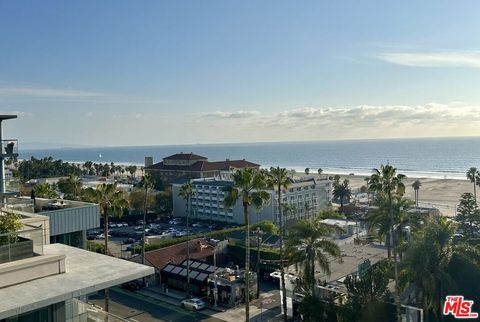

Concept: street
[[89, 288, 226, 322]]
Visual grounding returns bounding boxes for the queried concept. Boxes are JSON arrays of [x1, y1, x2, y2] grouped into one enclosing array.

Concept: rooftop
[[164, 153, 208, 161], [141, 238, 215, 270], [147, 159, 259, 172], [0, 243, 153, 319]]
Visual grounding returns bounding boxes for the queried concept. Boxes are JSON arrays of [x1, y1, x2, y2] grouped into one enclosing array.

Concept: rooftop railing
[[0, 224, 44, 264]]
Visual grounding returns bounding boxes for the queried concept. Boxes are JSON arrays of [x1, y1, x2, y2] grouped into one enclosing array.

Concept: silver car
[[181, 298, 206, 311]]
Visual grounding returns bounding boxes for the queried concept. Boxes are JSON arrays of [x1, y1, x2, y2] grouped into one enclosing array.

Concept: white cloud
[[0, 85, 108, 98], [200, 110, 260, 119], [378, 51, 480, 68]]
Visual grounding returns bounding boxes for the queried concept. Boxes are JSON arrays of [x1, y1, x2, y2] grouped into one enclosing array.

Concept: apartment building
[[172, 177, 332, 225]]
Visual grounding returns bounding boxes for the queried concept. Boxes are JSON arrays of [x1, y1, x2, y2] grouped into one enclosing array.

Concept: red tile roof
[[143, 238, 214, 270], [163, 153, 208, 161], [146, 159, 260, 172]]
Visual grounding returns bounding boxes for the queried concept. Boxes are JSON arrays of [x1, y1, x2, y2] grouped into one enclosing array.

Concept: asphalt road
[[89, 288, 225, 322]]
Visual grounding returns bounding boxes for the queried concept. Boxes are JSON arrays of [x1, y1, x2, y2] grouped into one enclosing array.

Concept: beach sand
[[319, 174, 474, 217]]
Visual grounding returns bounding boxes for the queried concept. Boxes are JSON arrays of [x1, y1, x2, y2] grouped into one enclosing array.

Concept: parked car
[[181, 298, 206, 311], [95, 233, 111, 239], [121, 281, 143, 291], [175, 231, 187, 237]]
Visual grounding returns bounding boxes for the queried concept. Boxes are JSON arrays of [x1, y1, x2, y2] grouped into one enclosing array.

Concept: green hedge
[[133, 226, 245, 252], [226, 244, 280, 271]]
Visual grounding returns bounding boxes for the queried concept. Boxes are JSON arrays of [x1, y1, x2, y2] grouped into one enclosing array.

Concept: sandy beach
[[322, 173, 473, 217]]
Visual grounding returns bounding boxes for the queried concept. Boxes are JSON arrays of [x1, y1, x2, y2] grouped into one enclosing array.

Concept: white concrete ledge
[[0, 254, 65, 288]]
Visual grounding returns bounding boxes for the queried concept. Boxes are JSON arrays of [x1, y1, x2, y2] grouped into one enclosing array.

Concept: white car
[[175, 231, 186, 237], [181, 298, 206, 311]]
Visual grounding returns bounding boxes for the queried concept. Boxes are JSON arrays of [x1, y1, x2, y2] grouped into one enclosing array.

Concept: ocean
[[18, 137, 480, 180]]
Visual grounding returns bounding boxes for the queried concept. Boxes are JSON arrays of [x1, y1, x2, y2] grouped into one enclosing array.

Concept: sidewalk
[[137, 286, 283, 321]]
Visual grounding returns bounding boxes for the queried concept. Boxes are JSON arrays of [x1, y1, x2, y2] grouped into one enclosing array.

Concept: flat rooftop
[[286, 242, 387, 283], [0, 244, 154, 319]]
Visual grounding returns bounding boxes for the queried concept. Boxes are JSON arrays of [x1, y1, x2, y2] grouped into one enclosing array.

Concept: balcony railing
[[1, 139, 18, 157], [5, 177, 20, 193], [0, 224, 44, 264], [66, 299, 130, 322]]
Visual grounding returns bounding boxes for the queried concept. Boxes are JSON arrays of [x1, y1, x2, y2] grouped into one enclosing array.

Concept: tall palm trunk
[[389, 191, 401, 322], [186, 198, 191, 297], [278, 185, 288, 322], [243, 203, 250, 322], [103, 209, 110, 313], [474, 180, 477, 207]]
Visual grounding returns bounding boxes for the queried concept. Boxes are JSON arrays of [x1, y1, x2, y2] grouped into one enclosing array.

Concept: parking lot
[[87, 217, 238, 258]]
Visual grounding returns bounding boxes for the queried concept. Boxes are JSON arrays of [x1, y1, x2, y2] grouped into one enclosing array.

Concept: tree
[[333, 179, 351, 213], [455, 192, 480, 239], [265, 166, 291, 322], [318, 207, 345, 220], [128, 189, 156, 214], [367, 164, 406, 322], [344, 261, 391, 321], [128, 165, 138, 178], [304, 168, 310, 175], [34, 183, 59, 199], [411, 180, 421, 208], [0, 211, 22, 245], [57, 174, 82, 200], [466, 167, 479, 206], [179, 182, 195, 297], [84, 183, 128, 313], [223, 168, 270, 322], [318, 168, 323, 176], [285, 218, 341, 294], [367, 194, 417, 259], [139, 174, 153, 270], [401, 217, 456, 320]]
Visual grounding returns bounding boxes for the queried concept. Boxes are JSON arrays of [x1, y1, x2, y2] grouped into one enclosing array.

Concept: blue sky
[[1, 1, 480, 147]]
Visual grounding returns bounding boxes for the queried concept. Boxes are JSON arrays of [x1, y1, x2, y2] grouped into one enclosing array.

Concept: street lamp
[[205, 242, 219, 308]]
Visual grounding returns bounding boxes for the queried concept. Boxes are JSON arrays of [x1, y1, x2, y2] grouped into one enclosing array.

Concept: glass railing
[[4, 177, 20, 193], [1, 139, 18, 156], [2, 198, 34, 213], [0, 223, 44, 264]]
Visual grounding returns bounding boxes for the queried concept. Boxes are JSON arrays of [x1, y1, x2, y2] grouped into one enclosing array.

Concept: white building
[[172, 177, 332, 225]]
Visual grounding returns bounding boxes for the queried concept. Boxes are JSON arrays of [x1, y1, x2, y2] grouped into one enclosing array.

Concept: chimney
[[145, 156, 153, 168]]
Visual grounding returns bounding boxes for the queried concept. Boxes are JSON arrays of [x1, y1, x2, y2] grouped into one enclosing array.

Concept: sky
[[1, 1, 480, 147]]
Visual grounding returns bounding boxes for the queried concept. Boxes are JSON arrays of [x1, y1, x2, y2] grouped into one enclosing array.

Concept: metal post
[[214, 249, 218, 308], [0, 120, 4, 196]]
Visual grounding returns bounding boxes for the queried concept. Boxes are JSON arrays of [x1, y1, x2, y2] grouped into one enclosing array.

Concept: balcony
[[1, 140, 18, 157], [0, 224, 44, 264]]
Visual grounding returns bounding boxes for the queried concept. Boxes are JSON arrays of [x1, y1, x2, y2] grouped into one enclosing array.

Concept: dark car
[[121, 281, 141, 291]]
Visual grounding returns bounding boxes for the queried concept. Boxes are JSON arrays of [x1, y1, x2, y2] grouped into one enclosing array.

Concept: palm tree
[[412, 180, 421, 208], [34, 183, 59, 199], [139, 174, 153, 267], [266, 166, 291, 322], [466, 167, 479, 206], [367, 164, 405, 322], [84, 183, 128, 314], [179, 182, 195, 297], [305, 168, 310, 175], [368, 194, 417, 259], [223, 168, 270, 322], [66, 174, 82, 200], [333, 179, 351, 213], [286, 218, 341, 294], [317, 168, 323, 176], [401, 217, 456, 320]]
